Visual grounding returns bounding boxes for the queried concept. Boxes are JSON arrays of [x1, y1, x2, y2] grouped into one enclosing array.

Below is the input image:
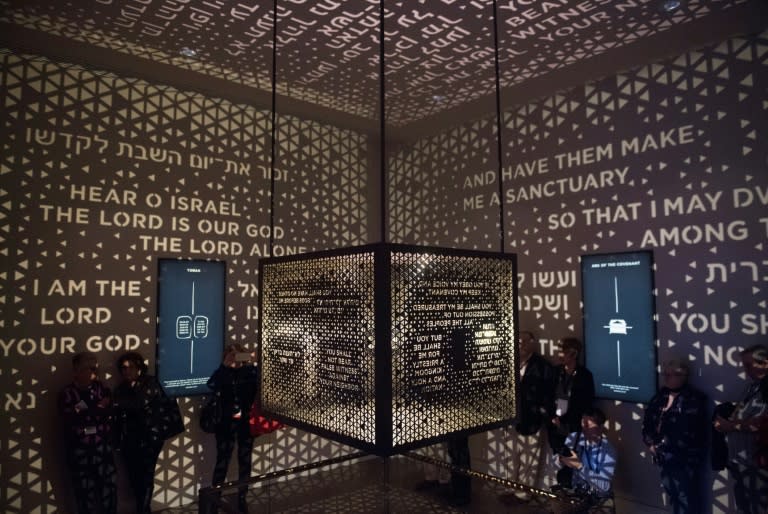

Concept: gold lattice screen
[[259, 244, 518, 455]]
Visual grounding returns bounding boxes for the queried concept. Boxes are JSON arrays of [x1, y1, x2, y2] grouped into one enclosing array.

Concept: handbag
[[249, 400, 283, 436], [142, 377, 185, 444], [200, 393, 222, 434], [154, 394, 185, 441]]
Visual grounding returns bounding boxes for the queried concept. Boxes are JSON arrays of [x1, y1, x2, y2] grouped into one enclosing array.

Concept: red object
[[249, 401, 283, 436]]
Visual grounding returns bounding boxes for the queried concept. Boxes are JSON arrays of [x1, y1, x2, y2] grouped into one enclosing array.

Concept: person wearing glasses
[[642, 358, 708, 514], [553, 407, 617, 512], [548, 337, 595, 456], [58, 352, 116, 514], [713, 345, 768, 514], [114, 351, 183, 514]]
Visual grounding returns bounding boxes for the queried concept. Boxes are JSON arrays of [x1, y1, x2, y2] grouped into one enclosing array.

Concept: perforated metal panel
[[259, 244, 518, 455], [261, 251, 377, 444], [390, 251, 517, 447]]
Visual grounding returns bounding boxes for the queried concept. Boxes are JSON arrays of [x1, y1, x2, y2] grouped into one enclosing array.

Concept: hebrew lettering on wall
[[0, 50, 368, 512], [389, 30, 768, 512]]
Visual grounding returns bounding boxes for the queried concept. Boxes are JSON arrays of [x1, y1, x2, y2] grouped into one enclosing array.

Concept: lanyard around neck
[[580, 435, 605, 473]]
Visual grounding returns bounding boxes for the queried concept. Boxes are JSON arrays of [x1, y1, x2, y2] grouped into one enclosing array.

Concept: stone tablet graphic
[[176, 316, 193, 339], [177, 282, 209, 373], [194, 316, 209, 338]]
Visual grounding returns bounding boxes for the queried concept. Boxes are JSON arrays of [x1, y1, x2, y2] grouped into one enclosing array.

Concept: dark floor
[[195, 456, 582, 514]]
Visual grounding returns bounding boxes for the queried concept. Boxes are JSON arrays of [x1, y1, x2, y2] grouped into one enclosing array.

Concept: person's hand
[[647, 444, 657, 455], [97, 397, 111, 408], [223, 351, 236, 368], [742, 416, 764, 432], [714, 416, 737, 433], [551, 417, 561, 427], [559, 452, 582, 470]]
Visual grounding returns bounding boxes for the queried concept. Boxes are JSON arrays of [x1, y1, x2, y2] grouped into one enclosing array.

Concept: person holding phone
[[58, 352, 116, 514], [207, 344, 260, 514], [554, 407, 617, 512]]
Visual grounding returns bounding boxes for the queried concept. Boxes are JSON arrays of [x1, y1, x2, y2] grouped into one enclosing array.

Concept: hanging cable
[[379, 0, 387, 244], [490, 0, 515, 491], [492, 0, 505, 254], [266, 1, 279, 510], [268, 0, 279, 255], [378, 2, 391, 510]]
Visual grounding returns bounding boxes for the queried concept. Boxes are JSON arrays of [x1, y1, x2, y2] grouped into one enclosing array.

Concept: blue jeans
[[660, 462, 701, 514]]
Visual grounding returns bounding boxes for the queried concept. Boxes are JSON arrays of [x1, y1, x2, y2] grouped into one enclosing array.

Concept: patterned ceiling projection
[[0, 50, 367, 512], [389, 30, 768, 511], [0, 0, 755, 127]]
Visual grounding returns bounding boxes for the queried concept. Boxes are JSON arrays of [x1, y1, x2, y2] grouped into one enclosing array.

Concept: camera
[[557, 446, 574, 457]]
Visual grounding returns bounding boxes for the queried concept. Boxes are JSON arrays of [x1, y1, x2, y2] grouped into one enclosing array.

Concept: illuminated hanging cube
[[258, 243, 518, 456]]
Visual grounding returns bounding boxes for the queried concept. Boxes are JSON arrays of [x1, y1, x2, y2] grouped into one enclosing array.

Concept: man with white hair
[[642, 357, 708, 514], [714, 344, 768, 514], [500, 330, 555, 503]]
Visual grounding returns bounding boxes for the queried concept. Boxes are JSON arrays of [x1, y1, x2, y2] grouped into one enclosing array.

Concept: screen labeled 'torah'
[[259, 244, 518, 455]]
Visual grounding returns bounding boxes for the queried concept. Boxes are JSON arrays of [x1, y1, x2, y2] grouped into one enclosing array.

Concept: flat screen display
[[581, 251, 656, 403], [157, 259, 226, 396]]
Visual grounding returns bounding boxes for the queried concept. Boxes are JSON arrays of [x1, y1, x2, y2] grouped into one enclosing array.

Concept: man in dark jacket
[[642, 358, 708, 514], [58, 352, 117, 514], [548, 337, 595, 454], [208, 344, 260, 514], [501, 330, 555, 503], [714, 345, 768, 514]]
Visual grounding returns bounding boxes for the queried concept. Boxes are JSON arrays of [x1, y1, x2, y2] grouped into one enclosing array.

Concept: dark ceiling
[[1, 0, 767, 138]]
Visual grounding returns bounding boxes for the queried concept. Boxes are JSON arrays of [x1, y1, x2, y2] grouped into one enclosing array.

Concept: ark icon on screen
[[604, 319, 632, 335]]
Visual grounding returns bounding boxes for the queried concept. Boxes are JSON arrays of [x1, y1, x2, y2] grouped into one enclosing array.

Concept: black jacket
[[58, 380, 114, 449], [553, 365, 595, 434], [516, 353, 556, 436], [114, 374, 182, 447], [642, 385, 708, 466], [207, 364, 259, 427]]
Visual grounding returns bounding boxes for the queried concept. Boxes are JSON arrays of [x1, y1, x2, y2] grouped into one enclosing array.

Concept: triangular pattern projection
[[0, 49, 368, 512]]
